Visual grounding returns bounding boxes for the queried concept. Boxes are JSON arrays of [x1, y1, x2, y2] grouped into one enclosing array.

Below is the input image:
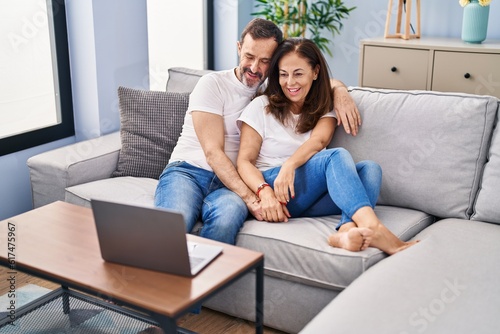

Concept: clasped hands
[[255, 166, 294, 223]]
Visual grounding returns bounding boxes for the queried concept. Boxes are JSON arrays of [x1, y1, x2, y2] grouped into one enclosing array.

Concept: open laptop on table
[[90, 199, 223, 277]]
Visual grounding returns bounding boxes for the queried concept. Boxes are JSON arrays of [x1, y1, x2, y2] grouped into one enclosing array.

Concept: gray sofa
[[27, 67, 500, 334]]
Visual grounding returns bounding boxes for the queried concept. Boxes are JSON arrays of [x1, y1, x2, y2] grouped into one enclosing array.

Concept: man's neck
[[234, 67, 241, 82]]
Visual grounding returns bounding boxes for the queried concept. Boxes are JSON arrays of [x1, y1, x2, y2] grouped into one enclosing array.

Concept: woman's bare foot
[[351, 207, 419, 255], [392, 239, 420, 253], [369, 224, 419, 255], [328, 227, 373, 252]]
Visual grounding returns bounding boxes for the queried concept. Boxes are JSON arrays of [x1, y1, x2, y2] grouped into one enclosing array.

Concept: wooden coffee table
[[0, 201, 264, 333]]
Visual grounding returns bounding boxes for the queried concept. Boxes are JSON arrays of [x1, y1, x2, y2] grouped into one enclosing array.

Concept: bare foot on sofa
[[368, 222, 419, 255], [328, 227, 373, 251], [347, 207, 420, 255]]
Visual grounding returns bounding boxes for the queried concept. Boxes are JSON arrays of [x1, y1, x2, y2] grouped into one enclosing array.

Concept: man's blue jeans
[[262, 148, 382, 229], [154, 161, 248, 245]]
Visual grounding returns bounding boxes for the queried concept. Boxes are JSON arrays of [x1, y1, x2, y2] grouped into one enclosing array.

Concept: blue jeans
[[262, 148, 382, 229], [154, 161, 248, 245]]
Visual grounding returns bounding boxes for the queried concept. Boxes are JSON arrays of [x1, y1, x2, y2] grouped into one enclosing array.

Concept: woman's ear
[[314, 65, 320, 80]]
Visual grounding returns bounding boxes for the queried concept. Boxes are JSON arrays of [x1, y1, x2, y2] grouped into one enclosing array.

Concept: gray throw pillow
[[112, 86, 189, 179]]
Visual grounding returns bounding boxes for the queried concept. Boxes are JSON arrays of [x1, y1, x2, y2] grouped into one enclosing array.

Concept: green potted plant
[[252, 0, 356, 56]]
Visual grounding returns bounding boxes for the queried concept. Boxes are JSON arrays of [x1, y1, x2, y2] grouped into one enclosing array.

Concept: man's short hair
[[240, 18, 283, 45]]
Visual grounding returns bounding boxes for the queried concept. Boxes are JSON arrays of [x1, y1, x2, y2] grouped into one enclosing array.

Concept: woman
[[237, 38, 416, 254]]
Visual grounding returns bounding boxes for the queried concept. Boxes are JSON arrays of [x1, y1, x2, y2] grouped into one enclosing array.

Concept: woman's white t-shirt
[[237, 95, 336, 171]]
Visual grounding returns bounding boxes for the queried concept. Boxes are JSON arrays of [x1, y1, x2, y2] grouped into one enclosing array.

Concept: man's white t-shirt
[[237, 95, 336, 171], [169, 69, 260, 171]]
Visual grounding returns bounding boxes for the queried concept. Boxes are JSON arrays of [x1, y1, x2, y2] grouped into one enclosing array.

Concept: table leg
[[153, 314, 178, 334], [62, 286, 70, 314], [255, 260, 264, 334]]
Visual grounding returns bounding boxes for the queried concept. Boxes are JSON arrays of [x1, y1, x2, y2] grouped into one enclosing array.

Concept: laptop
[[90, 199, 223, 277]]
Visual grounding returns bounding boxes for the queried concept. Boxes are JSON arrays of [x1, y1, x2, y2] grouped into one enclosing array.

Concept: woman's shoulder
[[251, 94, 269, 106], [243, 95, 269, 113], [241, 95, 269, 121]]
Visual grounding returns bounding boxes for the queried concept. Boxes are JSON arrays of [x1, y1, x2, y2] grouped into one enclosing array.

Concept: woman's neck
[[290, 102, 302, 115]]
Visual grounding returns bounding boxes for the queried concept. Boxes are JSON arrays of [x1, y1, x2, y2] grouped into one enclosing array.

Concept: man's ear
[[237, 41, 242, 57]]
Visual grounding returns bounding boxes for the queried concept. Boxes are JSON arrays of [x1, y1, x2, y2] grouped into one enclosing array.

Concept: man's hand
[[246, 195, 264, 221], [332, 85, 361, 136]]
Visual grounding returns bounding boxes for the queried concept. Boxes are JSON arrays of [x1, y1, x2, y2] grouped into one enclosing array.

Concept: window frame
[[0, 0, 74, 157]]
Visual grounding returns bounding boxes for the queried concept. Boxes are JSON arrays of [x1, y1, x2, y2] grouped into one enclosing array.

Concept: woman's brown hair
[[263, 38, 333, 133]]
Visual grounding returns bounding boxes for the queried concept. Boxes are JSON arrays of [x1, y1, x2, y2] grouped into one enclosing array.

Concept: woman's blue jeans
[[262, 148, 382, 229], [154, 161, 248, 245]]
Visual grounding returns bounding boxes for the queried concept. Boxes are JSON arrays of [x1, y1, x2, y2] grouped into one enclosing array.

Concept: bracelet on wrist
[[256, 182, 270, 198]]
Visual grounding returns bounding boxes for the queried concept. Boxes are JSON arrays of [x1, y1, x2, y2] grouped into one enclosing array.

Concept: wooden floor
[[0, 267, 286, 334]]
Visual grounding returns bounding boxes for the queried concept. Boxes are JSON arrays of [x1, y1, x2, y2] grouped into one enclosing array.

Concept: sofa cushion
[[237, 205, 434, 290], [301, 218, 500, 334], [111, 87, 189, 179], [472, 105, 500, 224], [65, 177, 157, 208], [330, 88, 498, 219], [166, 67, 213, 93], [65, 177, 206, 234]]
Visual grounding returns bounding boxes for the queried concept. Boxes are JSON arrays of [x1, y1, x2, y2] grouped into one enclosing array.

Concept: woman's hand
[[258, 186, 291, 223], [273, 162, 296, 204]]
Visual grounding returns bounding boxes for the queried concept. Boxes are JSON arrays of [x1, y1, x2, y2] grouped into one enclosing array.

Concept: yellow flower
[[459, 0, 492, 6]]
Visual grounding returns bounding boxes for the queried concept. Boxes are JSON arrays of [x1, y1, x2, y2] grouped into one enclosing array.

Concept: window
[[0, 0, 74, 156]]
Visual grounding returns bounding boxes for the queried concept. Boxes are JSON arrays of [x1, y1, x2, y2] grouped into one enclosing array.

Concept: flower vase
[[461, 0, 490, 44]]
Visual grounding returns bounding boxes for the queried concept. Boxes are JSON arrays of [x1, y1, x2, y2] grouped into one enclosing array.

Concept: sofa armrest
[[27, 132, 122, 208]]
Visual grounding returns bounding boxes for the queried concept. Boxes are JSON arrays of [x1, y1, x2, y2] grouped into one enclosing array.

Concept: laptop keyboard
[[189, 256, 204, 269]]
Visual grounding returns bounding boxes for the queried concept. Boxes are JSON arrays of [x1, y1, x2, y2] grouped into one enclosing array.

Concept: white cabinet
[[359, 37, 500, 98]]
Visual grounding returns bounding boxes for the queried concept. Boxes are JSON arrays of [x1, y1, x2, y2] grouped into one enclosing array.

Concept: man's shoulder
[[199, 68, 234, 82], [188, 69, 240, 111], [193, 69, 236, 92]]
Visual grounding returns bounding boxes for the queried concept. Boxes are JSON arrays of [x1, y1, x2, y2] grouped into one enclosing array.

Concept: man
[[154, 18, 360, 245]]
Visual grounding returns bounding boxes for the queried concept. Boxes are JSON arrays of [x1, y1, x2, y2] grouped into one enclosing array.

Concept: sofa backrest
[[330, 87, 499, 220], [166, 67, 213, 93], [471, 100, 500, 224]]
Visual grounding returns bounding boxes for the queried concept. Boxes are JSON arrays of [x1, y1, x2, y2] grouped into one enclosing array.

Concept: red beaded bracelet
[[256, 182, 270, 198]]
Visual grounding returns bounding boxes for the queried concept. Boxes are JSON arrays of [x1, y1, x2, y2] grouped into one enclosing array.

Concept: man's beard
[[239, 66, 263, 89]]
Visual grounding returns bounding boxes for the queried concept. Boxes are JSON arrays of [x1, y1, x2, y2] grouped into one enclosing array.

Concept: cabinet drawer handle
[[464, 73, 471, 79], [391, 66, 397, 72]]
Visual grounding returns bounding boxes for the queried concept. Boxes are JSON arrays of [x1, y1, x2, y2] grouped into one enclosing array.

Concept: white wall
[[67, 0, 149, 140], [213, 0, 239, 70], [64, 0, 100, 140], [0, 137, 75, 220], [324, 0, 500, 86], [147, 0, 206, 91], [213, 0, 254, 70]]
